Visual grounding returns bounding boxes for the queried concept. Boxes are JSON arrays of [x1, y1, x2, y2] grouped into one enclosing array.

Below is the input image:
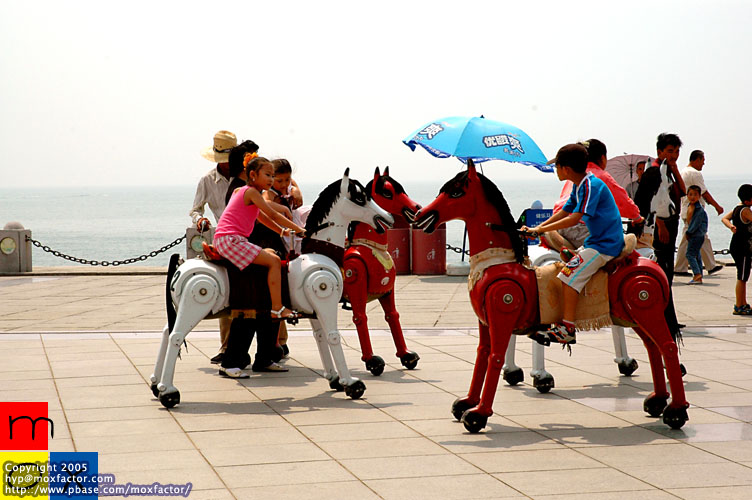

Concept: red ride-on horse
[[414, 160, 689, 433], [343, 167, 422, 375]]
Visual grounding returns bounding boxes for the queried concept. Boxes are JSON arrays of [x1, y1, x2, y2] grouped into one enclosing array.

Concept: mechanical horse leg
[[530, 340, 555, 393], [312, 311, 366, 400], [502, 335, 523, 386], [623, 277, 689, 429], [157, 274, 219, 408], [378, 291, 420, 370], [149, 323, 170, 398], [452, 320, 490, 421], [460, 280, 524, 433], [308, 318, 340, 389], [611, 325, 639, 376], [344, 259, 383, 375]]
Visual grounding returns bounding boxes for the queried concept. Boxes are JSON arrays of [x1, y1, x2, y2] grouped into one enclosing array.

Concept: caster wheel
[[533, 373, 555, 394], [680, 363, 687, 377], [663, 405, 689, 430], [503, 367, 524, 386], [329, 378, 345, 392], [365, 356, 385, 376], [618, 358, 639, 376], [451, 397, 476, 421], [159, 391, 180, 409], [461, 410, 488, 433], [150, 383, 160, 398], [643, 393, 669, 417], [400, 351, 420, 370], [344, 380, 366, 400]]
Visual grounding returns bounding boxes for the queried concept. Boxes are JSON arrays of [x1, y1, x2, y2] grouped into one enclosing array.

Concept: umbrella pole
[[461, 224, 468, 262]]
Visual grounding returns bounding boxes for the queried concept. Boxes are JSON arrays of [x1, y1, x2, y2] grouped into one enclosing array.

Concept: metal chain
[[25, 235, 186, 266], [446, 243, 470, 256]]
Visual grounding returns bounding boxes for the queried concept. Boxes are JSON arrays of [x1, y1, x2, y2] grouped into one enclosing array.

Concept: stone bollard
[[0, 222, 32, 273], [185, 227, 214, 259]]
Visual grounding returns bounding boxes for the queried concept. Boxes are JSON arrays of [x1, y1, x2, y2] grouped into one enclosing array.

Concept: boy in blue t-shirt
[[523, 143, 625, 345], [685, 184, 709, 284]]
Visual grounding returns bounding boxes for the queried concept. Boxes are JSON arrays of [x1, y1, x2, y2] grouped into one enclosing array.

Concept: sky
[[1, 0, 750, 189]]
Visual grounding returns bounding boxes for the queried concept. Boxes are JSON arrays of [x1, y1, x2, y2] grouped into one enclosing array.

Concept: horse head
[[366, 166, 422, 223], [414, 160, 523, 261], [305, 169, 393, 247]]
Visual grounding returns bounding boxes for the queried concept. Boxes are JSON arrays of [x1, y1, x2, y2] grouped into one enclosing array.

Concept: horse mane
[[364, 174, 406, 197], [306, 177, 366, 234], [440, 171, 524, 263]]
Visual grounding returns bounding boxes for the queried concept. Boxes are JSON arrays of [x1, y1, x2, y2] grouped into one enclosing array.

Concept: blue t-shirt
[[563, 173, 624, 257]]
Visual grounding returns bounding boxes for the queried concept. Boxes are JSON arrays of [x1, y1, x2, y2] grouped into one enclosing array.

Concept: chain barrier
[[446, 243, 470, 256], [446, 242, 729, 257], [25, 235, 186, 266]]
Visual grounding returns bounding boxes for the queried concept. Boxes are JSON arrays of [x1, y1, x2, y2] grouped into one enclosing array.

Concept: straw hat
[[201, 130, 237, 163]]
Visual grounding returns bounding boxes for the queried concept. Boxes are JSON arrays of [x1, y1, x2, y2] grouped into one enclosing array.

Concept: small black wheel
[[451, 398, 476, 421], [643, 393, 670, 417], [503, 367, 524, 386], [534, 373, 555, 394], [618, 358, 639, 376], [344, 380, 366, 400], [365, 356, 385, 376], [461, 410, 488, 433], [150, 383, 160, 398], [329, 378, 345, 391], [680, 363, 687, 377], [400, 351, 420, 370], [663, 404, 689, 430], [159, 390, 180, 409]]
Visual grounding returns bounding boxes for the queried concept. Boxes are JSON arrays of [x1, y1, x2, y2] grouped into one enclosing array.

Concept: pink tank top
[[214, 186, 261, 238]]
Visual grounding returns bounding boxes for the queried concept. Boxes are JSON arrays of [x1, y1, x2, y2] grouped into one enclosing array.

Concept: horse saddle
[[536, 234, 637, 330], [202, 242, 292, 315]]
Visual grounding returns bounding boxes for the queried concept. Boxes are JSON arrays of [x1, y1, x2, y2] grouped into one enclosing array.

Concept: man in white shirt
[[674, 150, 724, 275], [189, 130, 237, 364]]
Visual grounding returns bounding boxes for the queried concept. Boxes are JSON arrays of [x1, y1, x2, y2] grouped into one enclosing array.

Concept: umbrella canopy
[[403, 116, 551, 172], [606, 154, 651, 199]]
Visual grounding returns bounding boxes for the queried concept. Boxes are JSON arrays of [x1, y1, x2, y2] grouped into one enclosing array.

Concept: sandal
[[271, 306, 301, 321], [733, 304, 752, 316]]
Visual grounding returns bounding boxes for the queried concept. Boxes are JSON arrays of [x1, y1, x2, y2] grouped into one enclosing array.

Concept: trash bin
[[386, 218, 411, 275], [411, 226, 446, 275]]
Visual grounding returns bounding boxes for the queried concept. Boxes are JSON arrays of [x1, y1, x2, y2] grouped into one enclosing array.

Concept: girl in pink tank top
[[214, 156, 306, 319]]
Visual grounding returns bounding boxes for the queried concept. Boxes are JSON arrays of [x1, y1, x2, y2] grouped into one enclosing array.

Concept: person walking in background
[[685, 185, 709, 285], [675, 150, 724, 275], [189, 130, 238, 365], [635, 133, 686, 340], [722, 184, 752, 316]]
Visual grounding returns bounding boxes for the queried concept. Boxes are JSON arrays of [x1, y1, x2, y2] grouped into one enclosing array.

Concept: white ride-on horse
[[150, 170, 393, 408]]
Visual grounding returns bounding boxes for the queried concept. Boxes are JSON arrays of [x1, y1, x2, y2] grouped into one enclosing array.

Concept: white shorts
[[557, 246, 614, 293]]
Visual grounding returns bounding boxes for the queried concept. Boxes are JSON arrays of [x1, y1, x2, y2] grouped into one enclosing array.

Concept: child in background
[[722, 184, 752, 315], [265, 159, 310, 255], [685, 185, 708, 284], [522, 143, 624, 345], [214, 156, 306, 321]]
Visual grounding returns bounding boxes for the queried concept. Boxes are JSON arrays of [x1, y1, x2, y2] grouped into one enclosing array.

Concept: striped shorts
[[557, 246, 613, 293], [213, 234, 262, 270]]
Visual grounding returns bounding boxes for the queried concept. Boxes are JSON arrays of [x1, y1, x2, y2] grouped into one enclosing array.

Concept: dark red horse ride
[[414, 160, 689, 433], [343, 167, 421, 375]]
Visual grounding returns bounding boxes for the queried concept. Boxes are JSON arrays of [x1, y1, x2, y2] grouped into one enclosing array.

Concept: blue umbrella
[[403, 115, 552, 173]]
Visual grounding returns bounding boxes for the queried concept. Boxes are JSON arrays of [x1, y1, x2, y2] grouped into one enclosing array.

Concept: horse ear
[[341, 168, 350, 195], [373, 167, 380, 182], [467, 158, 478, 180], [384, 166, 390, 176]]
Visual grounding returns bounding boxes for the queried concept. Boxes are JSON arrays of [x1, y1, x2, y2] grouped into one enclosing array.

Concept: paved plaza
[[1, 264, 751, 499]]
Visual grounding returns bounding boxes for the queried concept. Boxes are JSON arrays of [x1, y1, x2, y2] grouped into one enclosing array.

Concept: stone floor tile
[[494, 468, 652, 496], [234, 481, 380, 500], [216, 460, 355, 488], [318, 436, 447, 459], [620, 462, 752, 489], [341, 453, 479, 480], [366, 474, 523, 500]]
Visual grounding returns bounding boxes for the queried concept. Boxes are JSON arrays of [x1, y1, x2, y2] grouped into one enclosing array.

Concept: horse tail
[[166, 253, 180, 333]]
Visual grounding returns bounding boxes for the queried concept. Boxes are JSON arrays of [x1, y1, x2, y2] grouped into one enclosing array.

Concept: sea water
[[0, 176, 744, 268]]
